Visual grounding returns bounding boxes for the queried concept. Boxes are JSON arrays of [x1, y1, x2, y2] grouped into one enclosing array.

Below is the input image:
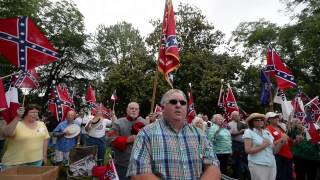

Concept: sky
[[72, 0, 291, 39]]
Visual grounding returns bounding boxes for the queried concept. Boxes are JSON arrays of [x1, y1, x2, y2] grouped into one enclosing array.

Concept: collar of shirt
[[126, 116, 138, 122], [161, 118, 188, 133]]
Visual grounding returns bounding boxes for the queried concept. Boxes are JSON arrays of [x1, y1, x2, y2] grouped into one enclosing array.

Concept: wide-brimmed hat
[[64, 124, 81, 138], [246, 113, 266, 123]]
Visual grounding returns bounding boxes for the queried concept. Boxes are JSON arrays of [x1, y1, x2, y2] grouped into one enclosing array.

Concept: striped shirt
[[127, 118, 219, 179]]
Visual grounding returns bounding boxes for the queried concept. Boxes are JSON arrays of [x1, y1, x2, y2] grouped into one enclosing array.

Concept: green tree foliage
[[94, 22, 155, 116], [0, 0, 96, 110], [145, 3, 245, 116], [36, 0, 96, 101], [230, 0, 320, 100]]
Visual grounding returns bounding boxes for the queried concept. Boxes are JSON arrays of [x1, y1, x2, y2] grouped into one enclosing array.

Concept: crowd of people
[[0, 89, 319, 180]]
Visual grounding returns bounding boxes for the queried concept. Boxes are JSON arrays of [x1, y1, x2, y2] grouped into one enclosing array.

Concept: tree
[[34, 0, 97, 104], [146, 3, 245, 116], [94, 22, 155, 116], [230, 0, 320, 98]]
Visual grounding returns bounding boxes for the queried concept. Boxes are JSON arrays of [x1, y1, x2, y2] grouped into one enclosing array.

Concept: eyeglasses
[[168, 99, 187, 106]]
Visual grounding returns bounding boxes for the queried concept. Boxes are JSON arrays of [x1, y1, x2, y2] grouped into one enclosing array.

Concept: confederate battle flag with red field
[[0, 16, 60, 70], [158, 0, 180, 87]]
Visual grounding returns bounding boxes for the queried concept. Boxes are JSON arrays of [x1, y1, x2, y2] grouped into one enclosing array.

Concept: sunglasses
[[253, 119, 263, 122], [168, 99, 187, 106]]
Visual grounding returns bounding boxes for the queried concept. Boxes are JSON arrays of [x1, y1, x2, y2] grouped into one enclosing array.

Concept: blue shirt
[[127, 118, 219, 179], [243, 128, 275, 166], [53, 120, 80, 152], [207, 123, 232, 154]]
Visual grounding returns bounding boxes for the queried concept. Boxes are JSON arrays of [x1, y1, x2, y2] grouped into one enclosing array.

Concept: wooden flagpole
[[112, 100, 116, 113], [268, 82, 274, 112], [0, 71, 21, 80], [150, 0, 168, 114], [22, 95, 26, 107], [150, 69, 159, 114]]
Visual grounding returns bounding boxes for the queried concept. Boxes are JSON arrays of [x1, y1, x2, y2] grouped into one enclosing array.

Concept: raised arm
[[3, 107, 24, 137]]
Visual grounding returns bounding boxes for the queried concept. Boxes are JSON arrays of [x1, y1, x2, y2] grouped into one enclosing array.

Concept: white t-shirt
[[87, 118, 112, 138], [74, 116, 89, 134]]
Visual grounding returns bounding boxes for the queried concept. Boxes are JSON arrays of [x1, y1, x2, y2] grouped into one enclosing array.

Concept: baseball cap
[[266, 112, 279, 119]]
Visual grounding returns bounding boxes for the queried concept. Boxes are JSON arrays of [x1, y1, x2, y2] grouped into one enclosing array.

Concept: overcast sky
[[73, 0, 291, 39]]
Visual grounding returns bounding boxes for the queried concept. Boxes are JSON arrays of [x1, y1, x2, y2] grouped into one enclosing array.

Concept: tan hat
[[63, 124, 81, 138], [246, 113, 266, 123]]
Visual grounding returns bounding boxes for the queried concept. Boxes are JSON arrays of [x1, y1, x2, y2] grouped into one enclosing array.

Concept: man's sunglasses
[[168, 99, 187, 106]]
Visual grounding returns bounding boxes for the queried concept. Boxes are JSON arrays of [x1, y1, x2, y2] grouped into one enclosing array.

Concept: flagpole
[[268, 82, 274, 112], [304, 96, 319, 107], [150, 69, 159, 114], [112, 100, 116, 113], [22, 95, 26, 107], [0, 71, 21, 80], [150, 0, 168, 114]]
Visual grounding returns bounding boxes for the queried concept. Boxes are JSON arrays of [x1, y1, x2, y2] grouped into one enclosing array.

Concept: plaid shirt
[[127, 118, 219, 179]]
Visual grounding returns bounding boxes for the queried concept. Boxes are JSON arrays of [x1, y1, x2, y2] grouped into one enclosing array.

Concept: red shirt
[[267, 125, 293, 159]]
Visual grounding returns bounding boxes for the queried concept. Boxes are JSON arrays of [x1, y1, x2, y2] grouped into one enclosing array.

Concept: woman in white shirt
[[85, 110, 112, 165], [243, 113, 282, 180]]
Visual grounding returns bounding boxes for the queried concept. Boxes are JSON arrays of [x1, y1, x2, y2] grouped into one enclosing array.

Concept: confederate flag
[[92, 103, 113, 119], [291, 90, 305, 121], [0, 16, 60, 71], [0, 79, 7, 111], [225, 84, 239, 120], [13, 69, 39, 89], [86, 84, 96, 109], [48, 85, 74, 121], [266, 46, 296, 90], [158, 0, 180, 87], [187, 87, 196, 123]]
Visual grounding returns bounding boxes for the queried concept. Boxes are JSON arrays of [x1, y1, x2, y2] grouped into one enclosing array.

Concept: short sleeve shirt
[[243, 128, 275, 166], [127, 118, 219, 179]]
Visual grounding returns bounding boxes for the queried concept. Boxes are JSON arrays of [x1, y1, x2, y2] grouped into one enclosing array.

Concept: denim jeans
[[86, 136, 106, 165]]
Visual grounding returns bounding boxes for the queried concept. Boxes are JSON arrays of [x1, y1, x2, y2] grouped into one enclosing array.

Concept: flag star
[[32, 45, 36, 48], [7, 36, 12, 39], [52, 53, 56, 56], [20, 49, 24, 52], [20, 57, 25, 60], [284, 74, 287, 78], [173, 38, 178, 44], [20, 23, 25, 26], [20, 32, 25, 35], [42, 49, 46, 52], [20, 40, 25, 43]]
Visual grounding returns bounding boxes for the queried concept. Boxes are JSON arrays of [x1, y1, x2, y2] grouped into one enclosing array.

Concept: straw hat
[[64, 124, 81, 138], [245, 113, 266, 123]]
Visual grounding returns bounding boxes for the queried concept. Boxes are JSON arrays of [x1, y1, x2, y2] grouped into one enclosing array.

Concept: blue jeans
[[86, 136, 106, 165]]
